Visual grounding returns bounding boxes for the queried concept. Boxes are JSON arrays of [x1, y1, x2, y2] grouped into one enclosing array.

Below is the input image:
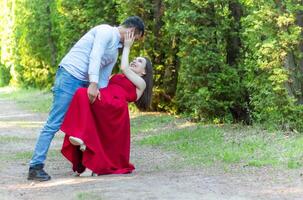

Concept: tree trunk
[[153, 0, 179, 102], [45, 0, 57, 67], [226, 0, 242, 66], [296, 0, 303, 104], [275, 0, 303, 104], [227, 0, 251, 124]]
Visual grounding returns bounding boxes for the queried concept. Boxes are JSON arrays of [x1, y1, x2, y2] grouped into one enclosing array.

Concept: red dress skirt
[[60, 74, 137, 175]]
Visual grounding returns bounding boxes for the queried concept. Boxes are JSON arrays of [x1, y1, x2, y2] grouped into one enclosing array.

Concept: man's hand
[[87, 82, 101, 104]]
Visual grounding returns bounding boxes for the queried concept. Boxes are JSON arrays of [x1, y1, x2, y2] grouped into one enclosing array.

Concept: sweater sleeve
[[88, 26, 112, 83]]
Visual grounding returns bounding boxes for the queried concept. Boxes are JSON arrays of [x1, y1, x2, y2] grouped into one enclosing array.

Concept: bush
[[0, 64, 11, 87]]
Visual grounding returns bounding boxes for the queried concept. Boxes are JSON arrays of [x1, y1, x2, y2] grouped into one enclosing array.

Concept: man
[[28, 16, 145, 181]]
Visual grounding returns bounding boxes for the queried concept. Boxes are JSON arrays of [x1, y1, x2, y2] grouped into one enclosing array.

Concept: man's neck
[[117, 26, 125, 43]]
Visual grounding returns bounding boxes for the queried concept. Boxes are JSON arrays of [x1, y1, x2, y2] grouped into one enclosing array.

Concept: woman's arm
[[120, 31, 146, 99]]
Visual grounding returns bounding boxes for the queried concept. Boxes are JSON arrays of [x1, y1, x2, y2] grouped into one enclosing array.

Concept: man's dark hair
[[122, 16, 145, 37]]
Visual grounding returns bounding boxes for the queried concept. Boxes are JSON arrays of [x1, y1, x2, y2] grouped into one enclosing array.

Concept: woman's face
[[129, 57, 146, 76]]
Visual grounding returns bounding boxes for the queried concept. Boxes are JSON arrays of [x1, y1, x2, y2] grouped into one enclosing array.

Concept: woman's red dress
[[60, 74, 136, 175]]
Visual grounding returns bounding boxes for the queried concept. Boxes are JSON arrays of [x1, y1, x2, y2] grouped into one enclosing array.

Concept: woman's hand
[[120, 30, 134, 71], [124, 30, 135, 48]]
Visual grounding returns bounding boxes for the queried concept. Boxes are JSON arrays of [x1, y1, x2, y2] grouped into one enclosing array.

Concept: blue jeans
[[30, 67, 89, 167]]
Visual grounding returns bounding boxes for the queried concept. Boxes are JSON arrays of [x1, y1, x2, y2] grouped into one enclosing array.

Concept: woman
[[60, 31, 153, 175]]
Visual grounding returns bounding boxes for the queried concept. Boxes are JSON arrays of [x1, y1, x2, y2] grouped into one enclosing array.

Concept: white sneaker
[[91, 172, 98, 176], [73, 172, 81, 177], [69, 136, 86, 151]]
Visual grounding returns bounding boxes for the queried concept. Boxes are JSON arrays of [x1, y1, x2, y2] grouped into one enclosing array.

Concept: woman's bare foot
[[69, 136, 86, 151]]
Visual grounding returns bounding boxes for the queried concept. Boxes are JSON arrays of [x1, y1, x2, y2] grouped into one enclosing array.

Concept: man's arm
[[87, 26, 112, 103], [98, 60, 117, 89]]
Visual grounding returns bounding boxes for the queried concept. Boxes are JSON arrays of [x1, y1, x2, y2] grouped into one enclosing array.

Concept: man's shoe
[[27, 164, 51, 181]]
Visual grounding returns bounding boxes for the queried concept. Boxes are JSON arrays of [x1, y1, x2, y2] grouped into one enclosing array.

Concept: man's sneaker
[[27, 164, 51, 181]]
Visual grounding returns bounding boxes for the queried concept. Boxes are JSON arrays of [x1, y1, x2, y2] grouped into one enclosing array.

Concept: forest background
[[0, 0, 303, 132]]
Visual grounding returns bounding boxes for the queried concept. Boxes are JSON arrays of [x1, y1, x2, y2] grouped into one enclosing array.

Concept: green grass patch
[[76, 192, 103, 200], [0, 121, 44, 128], [0, 135, 27, 143], [139, 125, 303, 169], [0, 149, 61, 161], [0, 86, 52, 113], [131, 113, 177, 134], [13, 149, 61, 160]]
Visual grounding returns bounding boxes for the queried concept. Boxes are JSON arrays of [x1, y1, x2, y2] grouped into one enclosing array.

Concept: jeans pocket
[[53, 67, 64, 90], [53, 68, 77, 95]]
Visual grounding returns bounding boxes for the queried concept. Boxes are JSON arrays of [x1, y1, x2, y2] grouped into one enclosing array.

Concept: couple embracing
[[28, 16, 153, 181]]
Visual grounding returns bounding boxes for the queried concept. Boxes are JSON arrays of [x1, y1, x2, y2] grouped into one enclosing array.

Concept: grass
[[0, 149, 62, 162], [130, 112, 176, 134], [0, 135, 27, 143], [139, 125, 303, 169], [76, 192, 104, 200], [0, 86, 52, 113], [0, 120, 44, 128], [0, 135, 61, 162]]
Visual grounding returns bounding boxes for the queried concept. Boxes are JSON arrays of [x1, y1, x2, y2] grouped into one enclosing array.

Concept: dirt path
[[0, 98, 303, 200]]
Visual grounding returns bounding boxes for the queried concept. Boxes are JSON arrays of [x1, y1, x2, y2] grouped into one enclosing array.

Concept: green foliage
[[0, 0, 14, 86], [241, 0, 303, 131], [9, 0, 118, 89], [0, 64, 11, 86], [0, 0, 302, 131], [56, 0, 118, 59], [114, 0, 180, 111], [168, 0, 246, 122], [12, 0, 57, 88]]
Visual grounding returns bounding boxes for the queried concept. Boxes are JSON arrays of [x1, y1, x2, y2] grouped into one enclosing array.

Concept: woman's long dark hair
[[135, 57, 153, 111]]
